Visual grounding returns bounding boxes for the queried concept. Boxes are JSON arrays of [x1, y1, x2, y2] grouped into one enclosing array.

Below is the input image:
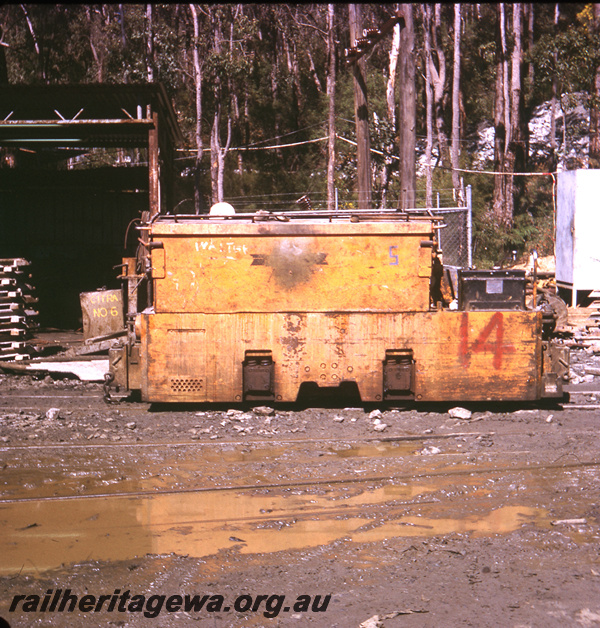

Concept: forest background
[[1, 3, 599, 268]]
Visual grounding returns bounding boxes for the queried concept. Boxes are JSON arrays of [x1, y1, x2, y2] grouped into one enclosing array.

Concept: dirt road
[[1, 343, 600, 627]]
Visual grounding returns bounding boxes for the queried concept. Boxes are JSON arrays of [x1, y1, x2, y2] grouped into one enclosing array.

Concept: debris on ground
[[448, 407, 472, 420], [252, 406, 275, 416], [45, 407, 61, 420]]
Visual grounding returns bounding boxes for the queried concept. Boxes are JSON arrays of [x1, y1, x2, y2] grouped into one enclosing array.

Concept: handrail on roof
[[150, 209, 445, 223]]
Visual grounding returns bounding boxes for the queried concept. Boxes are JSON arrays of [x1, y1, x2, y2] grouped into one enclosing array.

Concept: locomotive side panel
[[149, 221, 433, 314], [138, 310, 542, 403], [413, 310, 541, 401]]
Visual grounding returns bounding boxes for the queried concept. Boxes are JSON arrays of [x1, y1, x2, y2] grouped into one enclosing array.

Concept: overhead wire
[[174, 121, 560, 179]]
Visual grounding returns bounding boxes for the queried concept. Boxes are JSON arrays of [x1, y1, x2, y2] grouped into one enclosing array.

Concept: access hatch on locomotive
[[105, 206, 569, 405]]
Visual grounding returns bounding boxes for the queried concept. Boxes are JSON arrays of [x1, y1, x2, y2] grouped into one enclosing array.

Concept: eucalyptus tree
[[491, 3, 524, 230], [451, 3, 461, 199]]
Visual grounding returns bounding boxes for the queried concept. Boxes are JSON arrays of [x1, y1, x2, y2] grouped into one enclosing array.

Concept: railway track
[[2, 383, 600, 404], [1, 457, 598, 505], [2, 434, 597, 577], [2, 383, 599, 505], [2, 380, 600, 577], [1, 418, 597, 503], [0, 400, 600, 575]]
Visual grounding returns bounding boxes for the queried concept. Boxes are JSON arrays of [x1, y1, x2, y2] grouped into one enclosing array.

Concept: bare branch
[[20, 4, 40, 56]]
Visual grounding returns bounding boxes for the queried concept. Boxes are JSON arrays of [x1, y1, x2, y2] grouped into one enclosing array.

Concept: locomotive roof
[[150, 209, 444, 223], [144, 210, 440, 236]]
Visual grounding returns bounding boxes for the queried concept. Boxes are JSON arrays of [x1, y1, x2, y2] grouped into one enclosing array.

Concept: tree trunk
[[523, 2, 534, 162], [386, 10, 400, 125], [21, 4, 45, 81], [270, 43, 283, 162], [86, 6, 105, 82], [118, 4, 127, 50], [451, 3, 462, 197], [210, 108, 220, 204], [491, 2, 523, 230], [189, 4, 203, 214], [326, 4, 336, 211], [283, 32, 302, 124], [210, 10, 222, 204], [0, 27, 8, 84], [492, 3, 510, 228], [509, 3, 524, 216], [242, 93, 249, 176], [423, 5, 434, 209], [349, 4, 371, 209], [381, 5, 401, 209], [398, 3, 416, 209], [550, 3, 559, 171], [211, 111, 232, 203], [590, 3, 600, 168], [146, 4, 154, 82], [524, 4, 534, 97], [209, 8, 233, 205], [307, 50, 323, 93], [429, 4, 449, 169]]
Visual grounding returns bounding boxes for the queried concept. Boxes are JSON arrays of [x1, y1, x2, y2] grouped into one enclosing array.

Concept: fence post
[[466, 184, 472, 268]]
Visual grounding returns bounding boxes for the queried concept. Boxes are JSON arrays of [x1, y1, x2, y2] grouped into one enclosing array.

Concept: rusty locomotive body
[[107, 208, 568, 404]]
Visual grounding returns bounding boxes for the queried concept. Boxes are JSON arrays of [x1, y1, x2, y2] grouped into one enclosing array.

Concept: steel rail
[[1, 458, 598, 505], [1, 424, 599, 452], [0, 431, 500, 451]]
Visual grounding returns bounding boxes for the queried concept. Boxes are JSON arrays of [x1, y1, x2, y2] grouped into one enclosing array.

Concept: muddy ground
[[1, 326, 600, 627]]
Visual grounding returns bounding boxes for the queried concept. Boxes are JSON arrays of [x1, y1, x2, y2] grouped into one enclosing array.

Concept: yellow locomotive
[[107, 206, 568, 404]]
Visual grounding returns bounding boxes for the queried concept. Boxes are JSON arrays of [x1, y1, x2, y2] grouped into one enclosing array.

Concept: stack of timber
[[0, 258, 39, 360], [567, 299, 600, 334], [588, 289, 600, 312]]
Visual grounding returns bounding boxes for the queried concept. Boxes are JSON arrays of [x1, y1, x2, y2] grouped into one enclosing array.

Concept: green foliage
[[472, 173, 556, 268], [533, 17, 600, 95], [460, 4, 498, 124], [0, 2, 594, 262]]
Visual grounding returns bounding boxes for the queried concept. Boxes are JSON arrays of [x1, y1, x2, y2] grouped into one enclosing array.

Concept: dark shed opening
[[0, 83, 182, 328]]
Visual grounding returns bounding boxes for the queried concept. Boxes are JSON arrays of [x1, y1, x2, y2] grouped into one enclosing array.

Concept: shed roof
[[0, 83, 183, 148]]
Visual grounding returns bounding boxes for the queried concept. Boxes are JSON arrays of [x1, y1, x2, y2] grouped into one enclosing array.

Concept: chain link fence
[[434, 207, 470, 268], [409, 184, 472, 269]]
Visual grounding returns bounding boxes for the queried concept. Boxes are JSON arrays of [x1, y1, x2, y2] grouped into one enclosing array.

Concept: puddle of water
[[329, 441, 422, 458], [0, 446, 291, 500], [0, 477, 545, 577], [352, 505, 545, 540], [202, 446, 288, 463], [2, 439, 458, 505]]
